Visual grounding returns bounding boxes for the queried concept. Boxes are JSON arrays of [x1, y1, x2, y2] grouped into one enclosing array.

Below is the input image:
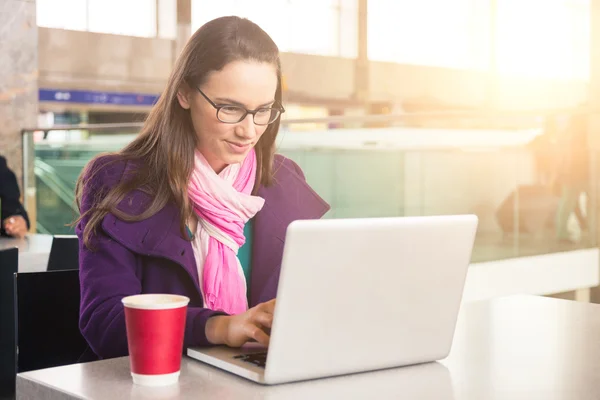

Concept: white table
[[0, 234, 52, 272], [16, 295, 600, 399]]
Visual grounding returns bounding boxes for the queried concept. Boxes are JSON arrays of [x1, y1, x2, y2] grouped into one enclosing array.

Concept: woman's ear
[[177, 84, 192, 110]]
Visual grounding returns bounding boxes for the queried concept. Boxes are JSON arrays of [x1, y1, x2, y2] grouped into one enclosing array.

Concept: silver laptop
[[187, 215, 478, 385]]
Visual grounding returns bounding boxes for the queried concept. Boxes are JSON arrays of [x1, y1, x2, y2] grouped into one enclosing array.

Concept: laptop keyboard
[[233, 351, 268, 368]]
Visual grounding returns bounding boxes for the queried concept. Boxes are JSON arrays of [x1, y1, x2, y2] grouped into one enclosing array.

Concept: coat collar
[[256, 154, 330, 239]]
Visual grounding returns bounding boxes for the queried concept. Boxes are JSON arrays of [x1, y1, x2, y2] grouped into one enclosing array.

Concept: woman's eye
[[221, 106, 242, 114]]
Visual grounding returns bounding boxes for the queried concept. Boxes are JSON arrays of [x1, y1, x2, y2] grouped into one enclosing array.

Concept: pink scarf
[[188, 149, 265, 315]]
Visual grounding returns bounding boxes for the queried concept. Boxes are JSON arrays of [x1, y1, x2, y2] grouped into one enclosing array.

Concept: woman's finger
[[253, 311, 273, 329], [244, 323, 270, 347], [259, 299, 276, 314]]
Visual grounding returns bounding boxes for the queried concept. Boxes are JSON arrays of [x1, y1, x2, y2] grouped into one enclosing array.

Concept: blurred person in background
[[529, 114, 560, 187], [555, 104, 590, 242], [0, 155, 30, 238]]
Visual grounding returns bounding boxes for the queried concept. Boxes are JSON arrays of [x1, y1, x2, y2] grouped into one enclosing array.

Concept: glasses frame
[[196, 86, 285, 126]]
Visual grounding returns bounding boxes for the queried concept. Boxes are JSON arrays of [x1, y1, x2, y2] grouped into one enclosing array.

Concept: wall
[[37, 27, 588, 112], [370, 61, 588, 110], [494, 77, 588, 110], [38, 28, 173, 95], [0, 0, 37, 187], [279, 52, 355, 101], [369, 62, 488, 107]]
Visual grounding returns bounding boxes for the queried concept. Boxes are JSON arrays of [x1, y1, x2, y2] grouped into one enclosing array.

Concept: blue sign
[[39, 89, 159, 106]]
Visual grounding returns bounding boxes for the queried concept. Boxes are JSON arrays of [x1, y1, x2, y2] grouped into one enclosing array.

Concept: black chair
[[47, 235, 79, 271], [14, 269, 87, 373], [0, 248, 18, 398]]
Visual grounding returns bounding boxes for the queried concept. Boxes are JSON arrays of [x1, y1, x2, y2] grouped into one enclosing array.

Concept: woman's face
[[177, 60, 278, 173]]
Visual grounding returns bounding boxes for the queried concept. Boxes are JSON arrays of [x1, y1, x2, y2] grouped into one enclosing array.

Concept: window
[[36, 0, 157, 38], [88, 0, 156, 37], [495, 0, 590, 79], [191, 0, 358, 58], [368, 0, 490, 70], [368, 0, 589, 79], [36, 0, 87, 31]]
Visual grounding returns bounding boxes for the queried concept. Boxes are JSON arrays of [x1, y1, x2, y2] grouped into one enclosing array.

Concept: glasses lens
[[217, 106, 246, 123], [254, 108, 281, 125]]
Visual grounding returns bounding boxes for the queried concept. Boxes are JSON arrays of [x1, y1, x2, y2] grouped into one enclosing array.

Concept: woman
[[75, 16, 329, 360]]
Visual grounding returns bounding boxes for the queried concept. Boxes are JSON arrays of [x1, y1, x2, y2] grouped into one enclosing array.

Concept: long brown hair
[[75, 16, 283, 249]]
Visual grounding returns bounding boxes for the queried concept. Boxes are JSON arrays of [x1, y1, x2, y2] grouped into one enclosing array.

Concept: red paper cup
[[122, 294, 190, 386]]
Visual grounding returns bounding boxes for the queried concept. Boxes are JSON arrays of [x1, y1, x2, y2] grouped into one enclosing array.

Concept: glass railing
[[22, 113, 598, 263], [22, 124, 140, 234]]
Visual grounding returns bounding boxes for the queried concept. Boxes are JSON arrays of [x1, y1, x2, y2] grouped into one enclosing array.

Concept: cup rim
[[122, 294, 190, 310]]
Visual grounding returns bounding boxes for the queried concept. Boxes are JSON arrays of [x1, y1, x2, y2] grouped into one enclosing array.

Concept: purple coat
[[77, 154, 329, 359]]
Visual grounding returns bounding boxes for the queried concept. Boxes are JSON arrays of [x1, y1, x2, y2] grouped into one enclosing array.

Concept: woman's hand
[[205, 299, 275, 347]]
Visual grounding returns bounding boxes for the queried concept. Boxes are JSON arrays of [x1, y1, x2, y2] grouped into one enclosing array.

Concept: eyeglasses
[[196, 87, 285, 126]]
